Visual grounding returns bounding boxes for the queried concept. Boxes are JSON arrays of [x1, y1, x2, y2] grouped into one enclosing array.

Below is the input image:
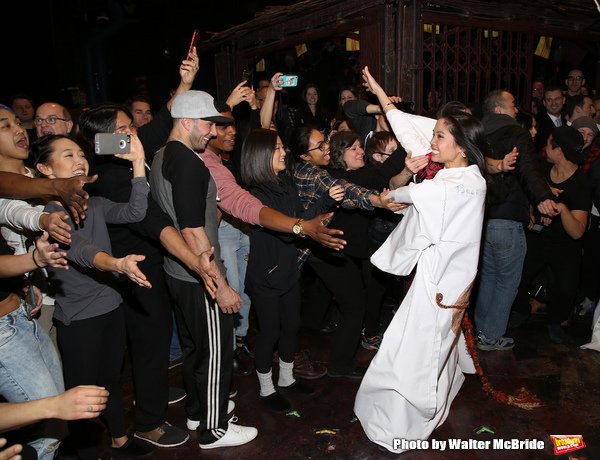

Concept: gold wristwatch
[[292, 219, 305, 237]]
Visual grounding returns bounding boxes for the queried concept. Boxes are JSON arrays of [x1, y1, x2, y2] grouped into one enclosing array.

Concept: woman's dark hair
[[30, 134, 80, 176], [329, 130, 361, 170], [365, 131, 396, 162], [240, 128, 280, 186], [516, 109, 535, 132], [334, 86, 359, 123], [437, 100, 470, 118], [301, 83, 319, 103], [438, 113, 489, 176], [338, 86, 358, 104], [290, 126, 317, 162]]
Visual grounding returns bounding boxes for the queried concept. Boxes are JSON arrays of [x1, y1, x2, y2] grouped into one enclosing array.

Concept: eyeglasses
[[34, 115, 68, 125], [567, 76, 584, 81], [307, 140, 328, 152], [372, 151, 393, 157]]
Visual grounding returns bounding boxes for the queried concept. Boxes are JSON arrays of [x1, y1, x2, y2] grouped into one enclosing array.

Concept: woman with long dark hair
[[32, 134, 153, 458], [294, 83, 330, 133], [354, 68, 488, 453], [241, 129, 342, 412]]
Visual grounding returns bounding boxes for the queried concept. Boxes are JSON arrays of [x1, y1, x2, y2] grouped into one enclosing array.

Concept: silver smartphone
[[94, 133, 131, 155]]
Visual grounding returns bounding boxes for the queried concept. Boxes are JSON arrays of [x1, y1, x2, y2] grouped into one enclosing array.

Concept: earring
[[460, 151, 467, 158]]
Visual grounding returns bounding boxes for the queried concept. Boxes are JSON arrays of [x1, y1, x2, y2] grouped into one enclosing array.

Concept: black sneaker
[[279, 379, 315, 395], [236, 336, 254, 358], [233, 354, 251, 376], [260, 392, 291, 413], [134, 422, 190, 448], [168, 387, 186, 405], [327, 365, 367, 379], [110, 437, 154, 457]]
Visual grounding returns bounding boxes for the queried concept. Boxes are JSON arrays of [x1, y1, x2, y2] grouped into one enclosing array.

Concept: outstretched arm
[[0, 172, 96, 223], [0, 385, 109, 432]]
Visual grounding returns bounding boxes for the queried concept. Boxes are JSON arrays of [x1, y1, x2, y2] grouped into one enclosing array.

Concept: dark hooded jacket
[[482, 113, 554, 223]]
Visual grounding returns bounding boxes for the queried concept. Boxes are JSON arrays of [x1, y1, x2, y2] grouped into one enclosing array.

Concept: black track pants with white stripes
[[165, 275, 233, 443]]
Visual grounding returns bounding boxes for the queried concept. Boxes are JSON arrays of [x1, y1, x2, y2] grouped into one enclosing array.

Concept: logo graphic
[[550, 435, 585, 456]]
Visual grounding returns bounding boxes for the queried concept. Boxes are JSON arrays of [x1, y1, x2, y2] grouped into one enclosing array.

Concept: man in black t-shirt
[[512, 126, 590, 344], [150, 91, 258, 449]]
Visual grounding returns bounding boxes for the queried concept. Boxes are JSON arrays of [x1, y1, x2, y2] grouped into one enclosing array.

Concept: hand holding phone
[[188, 29, 200, 58]]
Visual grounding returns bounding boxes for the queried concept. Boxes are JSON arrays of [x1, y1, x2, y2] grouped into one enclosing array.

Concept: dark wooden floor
[[96, 307, 600, 460]]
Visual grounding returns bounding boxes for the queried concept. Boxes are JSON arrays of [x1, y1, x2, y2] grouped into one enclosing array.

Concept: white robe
[[581, 299, 600, 352], [354, 165, 486, 454]]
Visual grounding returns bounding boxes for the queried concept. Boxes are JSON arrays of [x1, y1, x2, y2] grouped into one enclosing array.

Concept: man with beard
[[150, 91, 258, 448]]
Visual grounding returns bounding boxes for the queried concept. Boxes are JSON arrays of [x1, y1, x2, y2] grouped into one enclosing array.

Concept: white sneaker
[[198, 417, 258, 449], [187, 400, 235, 430]]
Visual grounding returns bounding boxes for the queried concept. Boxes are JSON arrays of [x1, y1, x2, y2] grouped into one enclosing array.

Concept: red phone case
[[188, 29, 200, 57]]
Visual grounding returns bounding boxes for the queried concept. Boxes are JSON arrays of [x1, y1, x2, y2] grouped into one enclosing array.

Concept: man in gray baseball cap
[[170, 90, 235, 125], [149, 90, 258, 449]]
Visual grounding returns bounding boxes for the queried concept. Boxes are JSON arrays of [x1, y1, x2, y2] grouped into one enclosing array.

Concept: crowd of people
[[1, 44, 599, 458]]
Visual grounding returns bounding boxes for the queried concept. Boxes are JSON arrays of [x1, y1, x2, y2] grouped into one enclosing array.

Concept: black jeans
[[57, 307, 126, 459], [165, 275, 233, 444], [513, 235, 582, 325], [120, 260, 172, 432], [252, 283, 301, 373], [308, 253, 366, 372]]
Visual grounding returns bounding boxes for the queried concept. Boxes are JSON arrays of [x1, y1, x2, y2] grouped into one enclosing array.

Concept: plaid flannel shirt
[[293, 162, 376, 266]]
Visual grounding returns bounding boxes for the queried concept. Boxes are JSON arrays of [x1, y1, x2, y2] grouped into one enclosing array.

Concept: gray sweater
[[45, 178, 149, 325]]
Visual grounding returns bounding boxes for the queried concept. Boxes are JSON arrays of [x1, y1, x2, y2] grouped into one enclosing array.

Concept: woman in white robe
[[354, 67, 489, 454]]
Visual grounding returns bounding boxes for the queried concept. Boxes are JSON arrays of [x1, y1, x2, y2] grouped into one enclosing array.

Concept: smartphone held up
[[94, 133, 131, 155], [188, 29, 200, 57], [281, 75, 298, 87]]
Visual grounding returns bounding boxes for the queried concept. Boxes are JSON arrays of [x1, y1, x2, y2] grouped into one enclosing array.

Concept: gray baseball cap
[[171, 90, 234, 123]]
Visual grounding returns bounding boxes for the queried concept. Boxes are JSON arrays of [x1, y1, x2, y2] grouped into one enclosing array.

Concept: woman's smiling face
[[37, 138, 89, 179]]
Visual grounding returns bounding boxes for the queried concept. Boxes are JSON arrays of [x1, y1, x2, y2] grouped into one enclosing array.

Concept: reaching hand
[[376, 190, 409, 212], [0, 439, 22, 460], [270, 72, 284, 91], [180, 47, 200, 86], [328, 184, 345, 202], [302, 212, 346, 251], [404, 152, 429, 174], [40, 211, 71, 245], [226, 81, 255, 109], [54, 175, 96, 223], [549, 186, 563, 198], [537, 199, 558, 217], [501, 147, 519, 172], [53, 385, 109, 420], [115, 254, 152, 288], [361, 66, 384, 96], [35, 231, 68, 269]]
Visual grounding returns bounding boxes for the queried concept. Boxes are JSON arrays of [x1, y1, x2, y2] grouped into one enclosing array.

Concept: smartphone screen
[[188, 29, 200, 57]]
